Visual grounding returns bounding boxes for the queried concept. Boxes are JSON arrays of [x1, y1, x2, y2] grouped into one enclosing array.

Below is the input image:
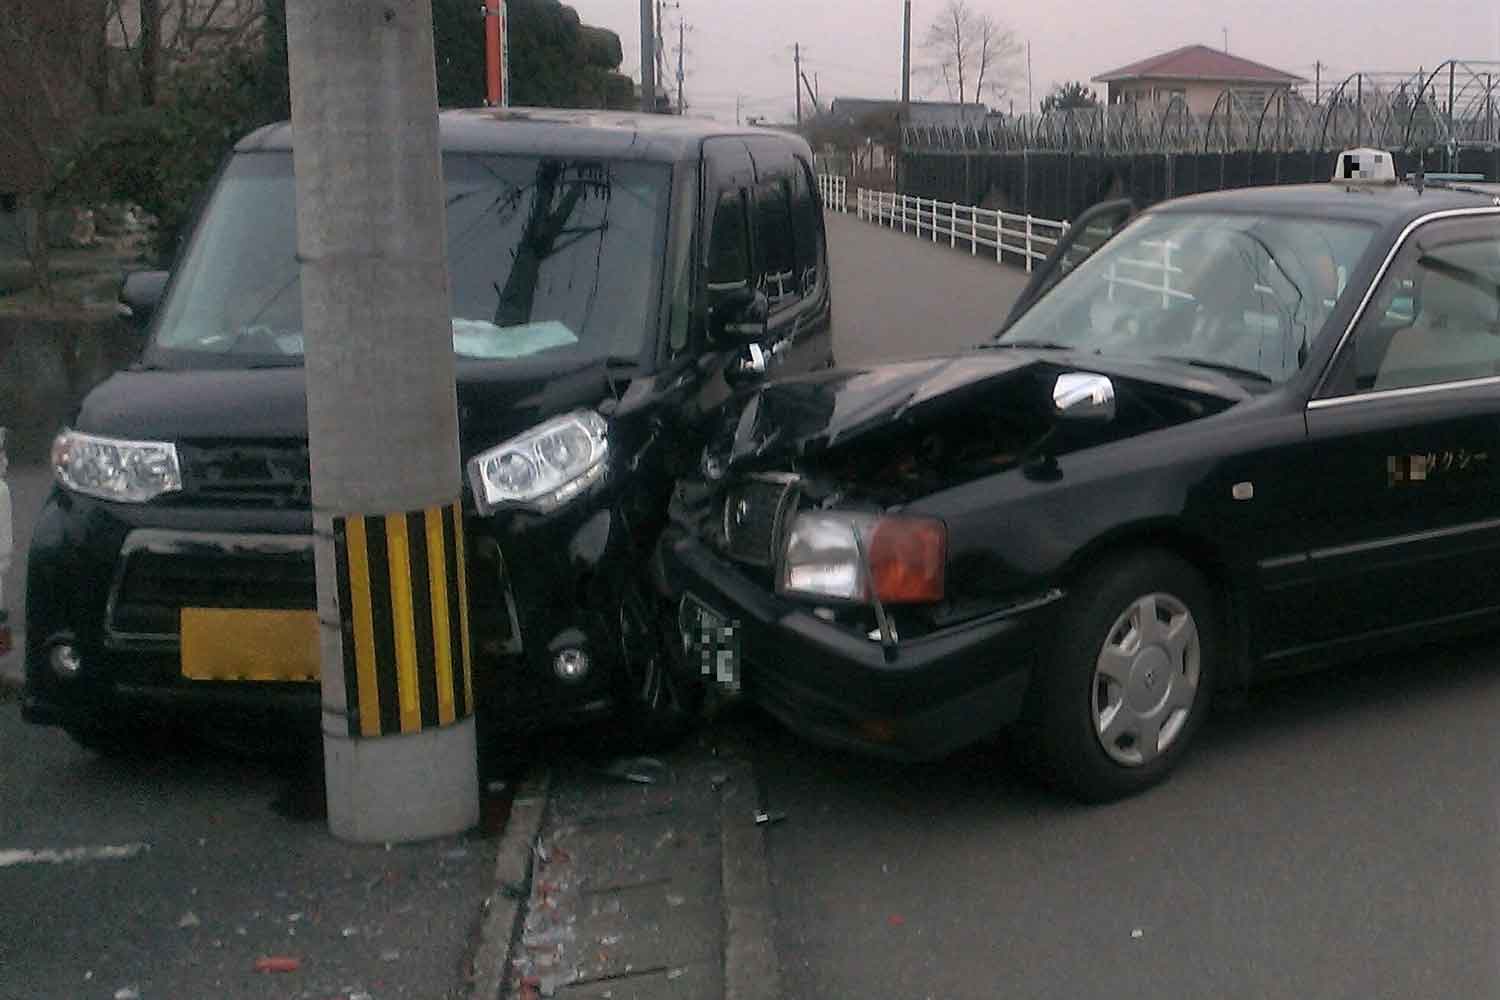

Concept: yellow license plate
[[180, 609, 320, 683]]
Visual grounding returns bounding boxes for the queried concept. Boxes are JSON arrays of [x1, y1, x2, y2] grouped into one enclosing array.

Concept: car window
[[705, 189, 750, 290], [1343, 220, 1500, 393], [752, 178, 800, 311], [149, 153, 671, 369], [999, 211, 1376, 384], [788, 162, 822, 298]]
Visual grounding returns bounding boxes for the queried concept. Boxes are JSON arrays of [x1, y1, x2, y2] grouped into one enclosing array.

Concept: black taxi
[[659, 149, 1500, 801], [22, 108, 833, 752]]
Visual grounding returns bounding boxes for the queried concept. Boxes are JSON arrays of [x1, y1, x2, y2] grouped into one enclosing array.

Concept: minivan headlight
[[51, 430, 182, 503], [467, 411, 609, 515]]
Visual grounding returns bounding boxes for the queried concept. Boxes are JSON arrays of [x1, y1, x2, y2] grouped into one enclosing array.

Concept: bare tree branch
[[918, 0, 1020, 106]]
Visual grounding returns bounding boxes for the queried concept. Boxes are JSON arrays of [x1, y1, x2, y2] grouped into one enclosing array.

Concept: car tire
[[615, 583, 704, 750], [1037, 550, 1217, 803]]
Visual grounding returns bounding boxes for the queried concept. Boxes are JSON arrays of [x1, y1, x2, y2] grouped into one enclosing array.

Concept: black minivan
[[22, 108, 833, 752]]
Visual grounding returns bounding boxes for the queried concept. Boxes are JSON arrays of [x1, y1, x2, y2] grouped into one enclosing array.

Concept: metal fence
[[855, 188, 1067, 272], [902, 59, 1500, 156], [817, 173, 848, 212]]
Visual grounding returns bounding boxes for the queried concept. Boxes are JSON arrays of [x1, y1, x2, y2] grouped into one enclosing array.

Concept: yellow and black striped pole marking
[[333, 504, 473, 738]]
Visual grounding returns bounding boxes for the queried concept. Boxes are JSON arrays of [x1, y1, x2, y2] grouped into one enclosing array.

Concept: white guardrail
[[839, 184, 1068, 273], [817, 173, 848, 213]]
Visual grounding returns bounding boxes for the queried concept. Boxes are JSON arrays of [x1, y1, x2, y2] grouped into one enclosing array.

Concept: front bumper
[[658, 528, 1062, 761], [22, 483, 666, 736]]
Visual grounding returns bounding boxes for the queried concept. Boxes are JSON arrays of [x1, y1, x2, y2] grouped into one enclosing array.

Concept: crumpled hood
[[703, 348, 1251, 476], [705, 352, 1041, 474]]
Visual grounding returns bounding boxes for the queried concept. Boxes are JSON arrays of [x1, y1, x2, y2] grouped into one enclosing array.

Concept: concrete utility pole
[[640, 0, 656, 112], [676, 19, 686, 114], [899, 0, 911, 194], [901, 0, 911, 107], [285, 0, 478, 843], [795, 43, 803, 126]]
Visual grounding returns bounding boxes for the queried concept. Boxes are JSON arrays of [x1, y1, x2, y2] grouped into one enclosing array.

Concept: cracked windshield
[[2, 0, 1497, 997], [152, 153, 667, 366]]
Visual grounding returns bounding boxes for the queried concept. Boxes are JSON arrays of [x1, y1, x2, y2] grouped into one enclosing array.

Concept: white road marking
[[0, 843, 149, 867]]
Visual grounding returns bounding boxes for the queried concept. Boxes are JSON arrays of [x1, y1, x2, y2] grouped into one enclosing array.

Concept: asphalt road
[[756, 215, 1500, 999], [825, 209, 1028, 365]]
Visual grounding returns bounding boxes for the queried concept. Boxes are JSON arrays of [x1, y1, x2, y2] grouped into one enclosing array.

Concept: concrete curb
[[719, 759, 781, 1000], [468, 769, 552, 1000]]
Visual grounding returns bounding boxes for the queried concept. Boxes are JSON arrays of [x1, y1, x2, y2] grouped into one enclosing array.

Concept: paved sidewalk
[[504, 733, 776, 1000]]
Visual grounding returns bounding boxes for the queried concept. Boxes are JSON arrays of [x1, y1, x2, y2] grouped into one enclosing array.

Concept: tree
[[430, 0, 633, 110], [1041, 81, 1100, 114], [0, 0, 108, 299], [919, 0, 1021, 106]]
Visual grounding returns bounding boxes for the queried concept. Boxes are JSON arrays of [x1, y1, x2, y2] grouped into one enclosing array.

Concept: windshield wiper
[[985, 339, 1076, 351], [1153, 355, 1273, 383]]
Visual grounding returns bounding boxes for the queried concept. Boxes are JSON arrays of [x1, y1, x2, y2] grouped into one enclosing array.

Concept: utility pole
[[1222, 27, 1229, 53], [482, 0, 508, 107], [1027, 42, 1034, 115], [901, 0, 912, 106], [899, 0, 911, 195], [1315, 61, 1322, 105], [640, 0, 656, 113], [795, 42, 803, 126], [284, 1, 478, 843], [736, 93, 743, 126], [676, 18, 686, 115]]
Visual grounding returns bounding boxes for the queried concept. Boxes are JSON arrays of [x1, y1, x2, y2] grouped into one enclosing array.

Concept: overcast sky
[[560, 0, 1500, 123]]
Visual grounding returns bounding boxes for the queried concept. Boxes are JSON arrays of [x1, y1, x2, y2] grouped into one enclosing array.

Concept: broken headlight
[[467, 410, 609, 515], [779, 512, 946, 605]]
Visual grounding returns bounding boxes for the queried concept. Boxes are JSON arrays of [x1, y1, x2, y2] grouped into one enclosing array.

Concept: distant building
[[1093, 44, 1304, 116]]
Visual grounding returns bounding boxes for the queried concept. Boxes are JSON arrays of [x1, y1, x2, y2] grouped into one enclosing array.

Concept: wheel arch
[[1057, 518, 1253, 694]]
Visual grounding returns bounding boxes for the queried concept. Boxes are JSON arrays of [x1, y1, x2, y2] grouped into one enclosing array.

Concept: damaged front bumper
[[658, 526, 1063, 761]]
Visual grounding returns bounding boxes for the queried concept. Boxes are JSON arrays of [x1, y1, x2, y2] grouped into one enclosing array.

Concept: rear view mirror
[[708, 286, 770, 345], [118, 270, 169, 333], [1053, 373, 1116, 423]]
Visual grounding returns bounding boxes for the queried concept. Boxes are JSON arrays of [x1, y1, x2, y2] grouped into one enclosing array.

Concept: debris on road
[[599, 756, 667, 785], [113, 987, 140, 1000], [176, 911, 200, 929], [754, 809, 787, 826], [0, 843, 149, 867], [1131, 928, 1144, 940], [888, 914, 906, 927], [253, 955, 302, 973]]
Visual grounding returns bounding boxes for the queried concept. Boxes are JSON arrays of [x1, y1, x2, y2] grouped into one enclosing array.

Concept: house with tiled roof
[[1093, 44, 1305, 116]]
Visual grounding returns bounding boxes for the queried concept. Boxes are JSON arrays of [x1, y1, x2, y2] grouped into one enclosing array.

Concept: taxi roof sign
[[1333, 148, 1398, 185]]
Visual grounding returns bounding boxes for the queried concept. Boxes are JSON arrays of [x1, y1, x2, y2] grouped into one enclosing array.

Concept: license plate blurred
[[679, 594, 740, 693], [180, 609, 320, 683]]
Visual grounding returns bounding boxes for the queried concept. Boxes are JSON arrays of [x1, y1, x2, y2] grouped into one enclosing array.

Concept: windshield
[[149, 152, 670, 368], [997, 211, 1376, 383]]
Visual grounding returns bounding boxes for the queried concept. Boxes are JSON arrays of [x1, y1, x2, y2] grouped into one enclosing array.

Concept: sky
[[559, 0, 1500, 123]]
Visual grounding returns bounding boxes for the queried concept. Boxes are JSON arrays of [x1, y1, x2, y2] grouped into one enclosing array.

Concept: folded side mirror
[[708, 285, 770, 345], [118, 270, 170, 333], [1053, 372, 1116, 423]]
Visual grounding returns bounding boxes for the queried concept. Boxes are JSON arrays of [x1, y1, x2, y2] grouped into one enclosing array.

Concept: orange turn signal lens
[[867, 517, 946, 604]]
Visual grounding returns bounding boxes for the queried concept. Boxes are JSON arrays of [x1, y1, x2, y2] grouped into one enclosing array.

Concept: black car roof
[[236, 107, 806, 165], [1153, 180, 1500, 227]]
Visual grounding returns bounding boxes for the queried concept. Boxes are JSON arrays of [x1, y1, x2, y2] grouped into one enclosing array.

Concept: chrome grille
[[722, 475, 799, 568]]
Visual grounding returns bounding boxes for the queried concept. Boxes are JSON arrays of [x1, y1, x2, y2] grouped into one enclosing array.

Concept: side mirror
[[708, 286, 770, 345], [118, 270, 169, 333], [1053, 372, 1116, 422]]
